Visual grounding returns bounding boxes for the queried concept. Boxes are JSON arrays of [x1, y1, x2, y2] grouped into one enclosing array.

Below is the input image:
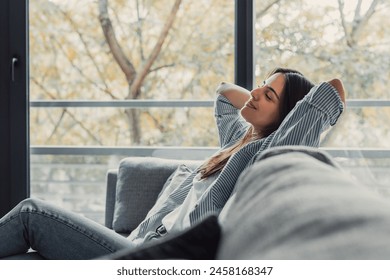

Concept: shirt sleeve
[[214, 82, 250, 148], [267, 82, 344, 148]]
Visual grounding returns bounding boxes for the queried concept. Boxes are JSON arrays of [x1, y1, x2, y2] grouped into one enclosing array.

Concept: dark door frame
[[0, 0, 29, 216], [235, 0, 254, 90]]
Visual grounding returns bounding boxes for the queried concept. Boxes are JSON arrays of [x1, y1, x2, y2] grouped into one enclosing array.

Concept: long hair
[[198, 67, 315, 179]]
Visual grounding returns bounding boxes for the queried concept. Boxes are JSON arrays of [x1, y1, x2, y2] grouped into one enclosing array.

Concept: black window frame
[[235, 0, 254, 90], [0, 0, 29, 216]]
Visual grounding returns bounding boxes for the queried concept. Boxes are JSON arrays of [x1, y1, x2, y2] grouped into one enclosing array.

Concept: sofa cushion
[[217, 150, 390, 259], [127, 164, 194, 243], [100, 215, 220, 260], [113, 157, 199, 233]]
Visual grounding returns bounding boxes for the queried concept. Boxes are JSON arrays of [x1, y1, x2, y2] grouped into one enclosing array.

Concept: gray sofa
[[105, 146, 390, 259]]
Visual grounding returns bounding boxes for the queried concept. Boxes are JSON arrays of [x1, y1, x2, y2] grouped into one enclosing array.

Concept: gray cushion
[[127, 164, 194, 243], [217, 150, 390, 259], [112, 157, 200, 233], [100, 215, 220, 260]]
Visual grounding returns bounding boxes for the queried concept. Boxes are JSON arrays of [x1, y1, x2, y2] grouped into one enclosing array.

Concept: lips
[[246, 100, 256, 110]]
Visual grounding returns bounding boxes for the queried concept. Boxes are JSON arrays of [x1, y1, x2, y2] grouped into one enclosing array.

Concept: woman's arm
[[265, 80, 344, 149], [220, 78, 346, 109], [217, 82, 251, 109], [214, 83, 251, 148]]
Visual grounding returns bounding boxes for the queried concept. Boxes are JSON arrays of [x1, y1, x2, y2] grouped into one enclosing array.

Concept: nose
[[250, 87, 262, 100]]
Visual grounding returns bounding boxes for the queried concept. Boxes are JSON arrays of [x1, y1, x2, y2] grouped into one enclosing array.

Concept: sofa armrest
[[105, 157, 201, 233], [105, 169, 118, 229]]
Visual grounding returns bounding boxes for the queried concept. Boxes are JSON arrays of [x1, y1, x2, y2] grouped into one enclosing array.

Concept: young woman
[[0, 68, 345, 259]]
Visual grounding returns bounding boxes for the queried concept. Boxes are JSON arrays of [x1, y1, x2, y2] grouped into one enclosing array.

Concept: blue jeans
[[0, 198, 134, 259]]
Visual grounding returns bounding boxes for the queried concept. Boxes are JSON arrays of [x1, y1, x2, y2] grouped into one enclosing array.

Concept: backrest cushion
[[217, 151, 390, 259], [112, 157, 200, 233]]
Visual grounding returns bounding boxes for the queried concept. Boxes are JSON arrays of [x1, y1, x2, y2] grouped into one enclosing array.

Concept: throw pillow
[[126, 164, 193, 243], [112, 157, 199, 233], [99, 215, 220, 260]]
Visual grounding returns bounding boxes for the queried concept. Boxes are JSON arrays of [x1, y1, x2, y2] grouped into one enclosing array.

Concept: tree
[[98, 0, 182, 144], [254, 0, 390, 148], [30, 0, 390, 149], [30, 0, 235, 147]]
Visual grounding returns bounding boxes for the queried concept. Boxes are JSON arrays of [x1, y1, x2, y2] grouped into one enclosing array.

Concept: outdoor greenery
[[30, 0, 234, 147], [30, 0, 389, 148], [254, 0, 390, 148]]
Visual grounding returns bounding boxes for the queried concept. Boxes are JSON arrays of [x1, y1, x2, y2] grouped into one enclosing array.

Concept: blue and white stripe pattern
[[128, 82, 343, 244]]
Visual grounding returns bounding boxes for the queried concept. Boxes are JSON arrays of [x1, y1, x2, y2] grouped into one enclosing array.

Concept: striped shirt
[[128, 82, 343, 244]]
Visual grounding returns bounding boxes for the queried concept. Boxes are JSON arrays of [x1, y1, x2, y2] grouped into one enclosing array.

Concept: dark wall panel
[[0, 0, 29, 216]]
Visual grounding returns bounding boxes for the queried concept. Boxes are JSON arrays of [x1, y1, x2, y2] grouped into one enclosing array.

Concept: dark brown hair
[[198, 67, 315, 179]]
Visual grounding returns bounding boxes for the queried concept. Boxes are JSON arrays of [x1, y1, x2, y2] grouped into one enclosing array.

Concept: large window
[[28, 0, 390, 224], [30, 0, 234, 223]]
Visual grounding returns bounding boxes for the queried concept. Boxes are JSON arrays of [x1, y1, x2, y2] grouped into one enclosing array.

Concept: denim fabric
[[0, 198, 134, 260]]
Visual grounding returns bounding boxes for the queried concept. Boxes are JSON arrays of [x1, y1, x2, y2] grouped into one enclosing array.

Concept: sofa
[[104, 146, 390, 259]]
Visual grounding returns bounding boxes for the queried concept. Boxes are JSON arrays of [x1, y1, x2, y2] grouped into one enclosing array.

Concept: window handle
[[11, 57, 18, 82]]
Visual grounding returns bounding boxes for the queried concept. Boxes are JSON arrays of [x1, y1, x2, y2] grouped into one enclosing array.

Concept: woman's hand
[[217, 82, 251, 110], [327, 78, 346, 105]]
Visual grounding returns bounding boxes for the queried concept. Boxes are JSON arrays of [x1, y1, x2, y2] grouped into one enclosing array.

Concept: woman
[[0, 68, 345, 259]]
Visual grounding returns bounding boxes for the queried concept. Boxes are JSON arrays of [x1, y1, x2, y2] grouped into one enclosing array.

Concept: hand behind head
[[327, 78, 346, 105]]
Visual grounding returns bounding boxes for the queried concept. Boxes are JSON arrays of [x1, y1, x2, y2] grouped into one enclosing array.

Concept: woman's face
[[241, 73, 285, 134]]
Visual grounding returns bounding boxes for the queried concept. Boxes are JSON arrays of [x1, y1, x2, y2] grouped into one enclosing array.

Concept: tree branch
[[354, 0, 363, 22], [149, 63, 175, 73], [256, 0, 282, 18], [351, 0, 380, 43], [47, 109, 66, 142], [99, 0, 137, 84], [59, 8, 119, 100], [111, 6, 128, 42], [32, 77, 103, 145], [136, 0, 145, 61], [31, 76, 57, 99], [51, 36, 119, 100], [128, 0, 183, 99], [337, 0, 353, 47], [143, 111, 166, 132], [66, 111, 104, 145]]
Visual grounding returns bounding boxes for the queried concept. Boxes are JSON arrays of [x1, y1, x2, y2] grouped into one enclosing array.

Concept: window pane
[[30, 107, 218, 146], [30, 0, 234, 223], [30, 155, 116, 225], [255, 0, 390, 148], [30, 0, 234, 102], [255, 0, 390, 189], [255, 0, 389, 99]]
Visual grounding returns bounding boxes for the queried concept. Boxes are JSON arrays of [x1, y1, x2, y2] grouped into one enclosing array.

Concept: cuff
[[303, 82, 344, 126]]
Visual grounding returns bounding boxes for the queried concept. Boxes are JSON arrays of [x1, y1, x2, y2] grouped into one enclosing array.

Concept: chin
[[240, 109, 253, 125], [240, 108, 249, 120]]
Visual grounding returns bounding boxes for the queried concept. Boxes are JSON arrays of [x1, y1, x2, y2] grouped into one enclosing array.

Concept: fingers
[[327, 78, 346, 105]]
